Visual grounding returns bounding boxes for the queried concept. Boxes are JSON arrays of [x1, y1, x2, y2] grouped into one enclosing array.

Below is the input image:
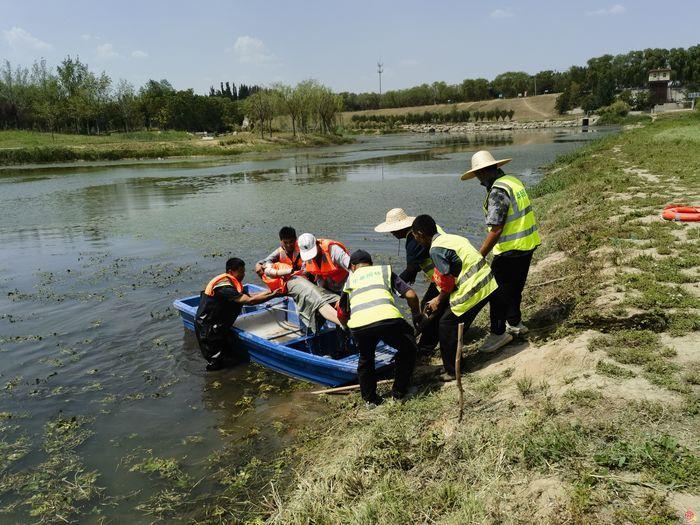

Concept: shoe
[[506, 322, 530, 336], [364, 395, 384, 409], [391, 385, 418, 401], [478, 332, 513, 354], [438, 372, 456, 382]]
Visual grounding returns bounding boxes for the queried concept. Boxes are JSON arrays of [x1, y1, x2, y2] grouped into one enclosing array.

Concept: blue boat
[[173, 284, 398, 386]]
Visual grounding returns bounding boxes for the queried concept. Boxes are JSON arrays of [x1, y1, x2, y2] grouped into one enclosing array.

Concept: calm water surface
[[0, 129, 613, 522]]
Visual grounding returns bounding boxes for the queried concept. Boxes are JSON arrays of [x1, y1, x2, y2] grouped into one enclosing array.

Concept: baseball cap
[[298, 233, 318, 261]]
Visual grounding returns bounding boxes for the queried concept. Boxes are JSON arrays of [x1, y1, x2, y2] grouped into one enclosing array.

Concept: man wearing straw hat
[[461, 150, 541, 341], [375, 208, 442, 354]]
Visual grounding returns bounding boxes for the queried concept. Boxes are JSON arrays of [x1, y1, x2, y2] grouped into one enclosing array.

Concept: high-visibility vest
[[344, 265, 403, 329], [278, 243, 303, 271], [484, 175, 541, 255], [204, 273, 243, 297], [305, 239, 349, 285], [432, 233, 498, 315], [415, 225, 445, 280]]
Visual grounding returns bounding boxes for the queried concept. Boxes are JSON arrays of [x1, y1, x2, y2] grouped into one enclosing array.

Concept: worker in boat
[[461, 150, 541, 340], [375, 208, 443, 355], [255, 226, 303, 276], [337, 250, 421, 406], [298, 233, 351, 294], [411, 215, 503, 380], [195, 257, 281, 371]]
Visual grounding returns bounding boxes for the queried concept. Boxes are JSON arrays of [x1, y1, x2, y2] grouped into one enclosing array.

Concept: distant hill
[[341, 93, 561, 122]]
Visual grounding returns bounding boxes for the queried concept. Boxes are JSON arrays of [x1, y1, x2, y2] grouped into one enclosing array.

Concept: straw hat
[[460, 150, 512, 180], [374, 208, 416, 233]]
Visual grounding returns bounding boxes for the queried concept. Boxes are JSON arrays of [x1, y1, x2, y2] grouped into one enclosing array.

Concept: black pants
[[352, 319, 418, 401], [418, 282, 444, 351], [195, 321, 238, 366], [490, 251, 534, 333], [438, 297, 490, 375]]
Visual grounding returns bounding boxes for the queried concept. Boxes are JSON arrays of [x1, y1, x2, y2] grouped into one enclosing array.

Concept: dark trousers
[[438, 297, 490, 375], [352, 319, 418, 401], [490, 251, 534, 333], [418, 282, 444, 351], [195, 321, 239, 366]]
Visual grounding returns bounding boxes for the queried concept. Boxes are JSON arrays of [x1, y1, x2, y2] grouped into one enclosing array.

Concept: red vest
[[261, 263, 295, 293], [278, 243, 303, 271], [204, 273, 243, 297], [305, 239, 349, 285]]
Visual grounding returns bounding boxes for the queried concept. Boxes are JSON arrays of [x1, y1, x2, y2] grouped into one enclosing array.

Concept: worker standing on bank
[[337, 250, 421, 406], [195, 258, 280, 371], [461, 150, 541, 337], [411, 215, 502, 379], [374, 208, 443, 354]]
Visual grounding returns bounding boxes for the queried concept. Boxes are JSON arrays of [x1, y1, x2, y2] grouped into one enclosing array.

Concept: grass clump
[[596, 360, 636, 379], [565, 388, 603, 407], [589, 330, 663, 365]]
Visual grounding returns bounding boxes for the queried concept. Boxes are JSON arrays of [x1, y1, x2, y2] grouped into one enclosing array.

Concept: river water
[[0, 129, 612, 522]]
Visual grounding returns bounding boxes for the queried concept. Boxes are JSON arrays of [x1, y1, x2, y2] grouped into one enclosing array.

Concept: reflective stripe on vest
[[484, 175, 541, 255], [305, 239, 349, 284], [417, 225, 445, 280], [344, 265, 403, 329], [432, 234, 497, 315], [204, 273, 243, 297]]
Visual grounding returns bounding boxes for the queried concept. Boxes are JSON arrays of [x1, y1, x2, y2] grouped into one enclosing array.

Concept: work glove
[[412, 312, 429, 333]]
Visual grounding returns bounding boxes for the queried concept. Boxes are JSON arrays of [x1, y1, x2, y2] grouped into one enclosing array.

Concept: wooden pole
[[309, 379, 393, 395], [456, 323, 465, 422]]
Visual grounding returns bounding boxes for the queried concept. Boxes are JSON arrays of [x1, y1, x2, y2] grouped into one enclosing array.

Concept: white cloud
[[131, 50, 148, 59], [3, 26, 52, 51], [490, 8, 515, 19], [587, 4, 627, 15], [95, 43, 122, 60], [231, 36, 276, 64]]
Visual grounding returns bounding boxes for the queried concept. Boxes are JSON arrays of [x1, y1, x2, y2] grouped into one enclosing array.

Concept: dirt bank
[[265, 112, 700, 524]]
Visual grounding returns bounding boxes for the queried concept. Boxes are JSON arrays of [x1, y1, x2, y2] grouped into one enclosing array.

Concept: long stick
[[309, 379, 393, 395], [456, 322, 465, 422]]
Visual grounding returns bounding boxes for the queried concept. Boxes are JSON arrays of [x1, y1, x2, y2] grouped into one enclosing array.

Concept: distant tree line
[[0, 56, 344, 137], [208, 81, 260, 101], [244, 81, 343, 138], [340, 45, 700, 114], [0, 57, 252, 133], [351, 108, 515, 126]]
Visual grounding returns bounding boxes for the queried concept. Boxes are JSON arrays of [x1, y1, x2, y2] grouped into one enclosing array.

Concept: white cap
[[298, 233, 318, 261]]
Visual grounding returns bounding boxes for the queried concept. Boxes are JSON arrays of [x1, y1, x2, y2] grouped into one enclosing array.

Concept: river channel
[[0, 128, 613, 522]]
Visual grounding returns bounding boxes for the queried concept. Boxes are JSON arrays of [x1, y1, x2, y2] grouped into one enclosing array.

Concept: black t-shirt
[[195, 285, 243, 332], [400, 232, 431, 283]]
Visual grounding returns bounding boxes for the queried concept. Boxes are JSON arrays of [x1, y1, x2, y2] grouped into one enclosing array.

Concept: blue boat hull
[[173, 284, 397, 386]]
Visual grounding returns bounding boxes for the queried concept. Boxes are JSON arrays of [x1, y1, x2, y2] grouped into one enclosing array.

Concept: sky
[[1, 0, 699, 94]]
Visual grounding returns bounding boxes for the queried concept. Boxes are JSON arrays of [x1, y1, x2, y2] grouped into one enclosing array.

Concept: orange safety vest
[[278, 243, 303, 271], [204, 273, 243, 297], [304, 239, 349, 285], [261, 262, 297, 293]]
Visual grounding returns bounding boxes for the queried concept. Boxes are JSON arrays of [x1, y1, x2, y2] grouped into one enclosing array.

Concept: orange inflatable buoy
[[662, 204, 700, 222]]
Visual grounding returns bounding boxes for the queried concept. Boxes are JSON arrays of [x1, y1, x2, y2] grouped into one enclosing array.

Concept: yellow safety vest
[[484, 175, 541, 255], [432, 233, 498, 315], [416, 225, 445, 280], [344, 265, 404, 329]]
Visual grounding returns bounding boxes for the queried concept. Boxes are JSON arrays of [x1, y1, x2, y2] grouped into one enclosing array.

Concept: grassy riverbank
[[0, 130, 353, 166], [264, 112, 700, 523]]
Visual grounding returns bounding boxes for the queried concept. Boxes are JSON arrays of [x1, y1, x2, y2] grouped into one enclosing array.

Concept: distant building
[[648, 68, 672, 105]]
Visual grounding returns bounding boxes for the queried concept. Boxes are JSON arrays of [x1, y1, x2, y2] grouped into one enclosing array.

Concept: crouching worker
[[338, 250, 421, 406], [411, 215, 500, 380], [195, 258, 280, 371]]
